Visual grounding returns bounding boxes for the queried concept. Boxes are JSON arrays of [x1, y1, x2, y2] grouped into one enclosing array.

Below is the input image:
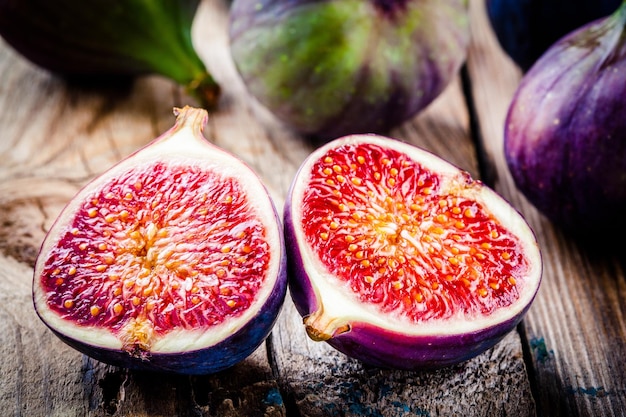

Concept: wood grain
[[0, 0, 623, 416]]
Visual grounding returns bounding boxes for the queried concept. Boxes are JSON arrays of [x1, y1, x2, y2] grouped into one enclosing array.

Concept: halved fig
[[33, 106, 287, 375], [284, 134, 542, 369]]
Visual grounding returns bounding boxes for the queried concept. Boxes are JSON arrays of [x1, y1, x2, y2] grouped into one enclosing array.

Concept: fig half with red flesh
[[285, 134, 542, 369], [33, 106, 287, 374]]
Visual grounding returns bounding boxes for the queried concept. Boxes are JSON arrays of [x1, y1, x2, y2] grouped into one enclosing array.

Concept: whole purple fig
[[228, 0, 469, 141], [504, 1, 626, 236]]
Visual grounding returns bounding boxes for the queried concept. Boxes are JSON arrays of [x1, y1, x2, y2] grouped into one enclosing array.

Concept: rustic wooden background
[[0, 0, 624, 416]]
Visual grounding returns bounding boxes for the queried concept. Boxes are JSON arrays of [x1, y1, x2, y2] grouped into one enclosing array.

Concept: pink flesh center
[[42, 162, 269, 349], [302, 143, 527, 322]]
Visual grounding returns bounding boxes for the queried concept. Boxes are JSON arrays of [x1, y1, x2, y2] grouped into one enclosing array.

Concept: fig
[[0, 0, 220, 108], [486, 0, 621, 72], [32, 106, 287, 375], [504, 1, 626, 237], [284, 134, 542, 370], [229, 0, 469, 140]]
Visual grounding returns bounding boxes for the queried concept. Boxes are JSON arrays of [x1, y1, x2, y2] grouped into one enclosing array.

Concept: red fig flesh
[[33, 106, 287, 374], [285, 134, 542, 369]]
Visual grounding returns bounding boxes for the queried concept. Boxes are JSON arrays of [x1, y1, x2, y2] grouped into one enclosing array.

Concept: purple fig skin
[[504, 3, 626, 236], [37, 262, 287, 375], [284, 203, 533, 370]]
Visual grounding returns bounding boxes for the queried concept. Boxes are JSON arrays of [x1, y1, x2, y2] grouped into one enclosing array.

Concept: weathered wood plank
[[272, 302, 535, 417], [465, 1, 626, 416], [0, 1, 287, 415]]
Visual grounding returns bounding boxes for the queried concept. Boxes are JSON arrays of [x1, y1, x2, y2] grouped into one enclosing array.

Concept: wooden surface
[[0, 1, 624, 416]]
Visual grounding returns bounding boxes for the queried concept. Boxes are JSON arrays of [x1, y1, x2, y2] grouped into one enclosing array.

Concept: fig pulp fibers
[[40, 161, 271, 351], [302, 143, 529, 322]]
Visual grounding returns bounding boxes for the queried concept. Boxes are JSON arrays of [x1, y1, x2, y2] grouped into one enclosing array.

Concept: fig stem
[[173, 105, 209, 136], [303, 307, 351, 342]]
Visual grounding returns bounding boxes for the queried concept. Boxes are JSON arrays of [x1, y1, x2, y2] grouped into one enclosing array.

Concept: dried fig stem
[[303, 306, 351, 342]]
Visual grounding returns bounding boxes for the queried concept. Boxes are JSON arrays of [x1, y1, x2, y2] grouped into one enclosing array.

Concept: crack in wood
[[97, 369, 128, 415]]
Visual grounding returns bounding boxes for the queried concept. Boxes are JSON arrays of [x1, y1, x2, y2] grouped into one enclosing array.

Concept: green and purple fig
[[0, 0, 220, 109], [504, 1, 626, 236], [229, 0, 469, 140]]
